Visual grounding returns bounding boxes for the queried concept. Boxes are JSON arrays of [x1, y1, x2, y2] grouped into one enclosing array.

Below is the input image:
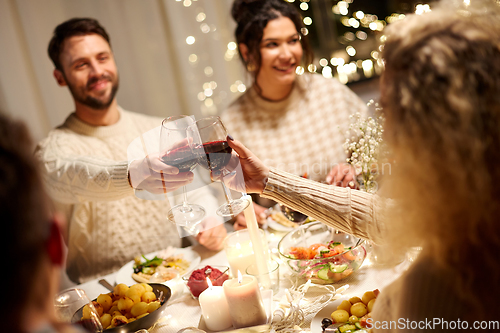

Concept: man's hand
[[129, 152, 194, 194], [326, 163, 357, 188], [233, 202, 268, 231], [196, 217, 227, 251]]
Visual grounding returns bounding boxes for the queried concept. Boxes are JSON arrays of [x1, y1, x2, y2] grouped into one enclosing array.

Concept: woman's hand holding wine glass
[[193, 116, 252, 217], [153, 115, 269, 220], [218, 136, 270, 195]]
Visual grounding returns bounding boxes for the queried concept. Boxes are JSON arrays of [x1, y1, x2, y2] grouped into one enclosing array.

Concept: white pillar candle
[[243, 196, 271, 288], [223, 273, 267, 328], [226, 238, 256, 277], [199, 278, 233, 331]]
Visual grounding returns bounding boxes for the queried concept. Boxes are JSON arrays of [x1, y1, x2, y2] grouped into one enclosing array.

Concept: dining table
[[76, 228, 412, 333]]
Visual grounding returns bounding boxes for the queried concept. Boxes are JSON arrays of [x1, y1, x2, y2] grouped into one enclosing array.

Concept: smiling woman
[[221, 0, 368, 230], [230, 0, 313, 99], [255, 16, 304, 101]]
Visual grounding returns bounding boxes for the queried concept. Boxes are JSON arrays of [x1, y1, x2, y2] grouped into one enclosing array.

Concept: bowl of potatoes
[[315, 289, 379, 332], [71, 283, 171, 332]]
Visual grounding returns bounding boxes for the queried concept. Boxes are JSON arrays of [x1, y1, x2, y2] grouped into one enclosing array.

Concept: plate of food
[[310, 290, 379, 333], [115, 247, 201, 287], [266, 204, 316, 232], [267, 211, 298, 232]]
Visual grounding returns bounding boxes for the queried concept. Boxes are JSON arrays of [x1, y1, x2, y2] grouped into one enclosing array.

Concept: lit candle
[[243, 196, 271, 288], [199, 278, 233, 331], [223, 271, 267, 328]]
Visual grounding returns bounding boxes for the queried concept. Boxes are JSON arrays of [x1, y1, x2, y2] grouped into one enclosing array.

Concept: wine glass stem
[[180, 186, 192, 213], [220, 171, 235, 216]]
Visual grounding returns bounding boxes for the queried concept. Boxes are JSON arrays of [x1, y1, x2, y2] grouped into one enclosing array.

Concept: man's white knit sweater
[[35, 108, 218, 283]]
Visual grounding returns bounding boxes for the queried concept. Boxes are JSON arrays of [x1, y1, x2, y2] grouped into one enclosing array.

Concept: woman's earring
[[246, 62, 257, 72]]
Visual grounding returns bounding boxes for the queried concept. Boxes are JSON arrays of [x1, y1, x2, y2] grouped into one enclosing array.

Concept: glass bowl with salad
[[278, 222, 366, 284]]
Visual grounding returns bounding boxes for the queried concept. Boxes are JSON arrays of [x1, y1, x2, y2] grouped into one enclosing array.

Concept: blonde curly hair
[[380, 0, 500, 317]]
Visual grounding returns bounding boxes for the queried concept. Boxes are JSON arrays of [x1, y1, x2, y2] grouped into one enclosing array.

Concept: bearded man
[[36, 18, 226, 283]]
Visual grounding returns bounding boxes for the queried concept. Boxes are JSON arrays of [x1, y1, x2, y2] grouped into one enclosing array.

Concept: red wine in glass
[[197, 140, 232, 171], [194, 116, 249, 217], [161, 144, 199, 172], [160, 116, 206, 230]]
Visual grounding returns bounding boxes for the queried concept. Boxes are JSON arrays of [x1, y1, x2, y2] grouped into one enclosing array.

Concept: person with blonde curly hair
[[223, 0, 500, 327]]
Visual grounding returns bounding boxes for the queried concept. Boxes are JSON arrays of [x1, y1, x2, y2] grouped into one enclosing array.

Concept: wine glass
[[194, 116, 250, 217], [54, 288, 103, 332], [160, 116, 206, 233]]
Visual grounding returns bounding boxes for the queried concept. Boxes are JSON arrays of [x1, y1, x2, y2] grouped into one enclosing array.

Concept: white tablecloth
[[77, 231, 410, 333]]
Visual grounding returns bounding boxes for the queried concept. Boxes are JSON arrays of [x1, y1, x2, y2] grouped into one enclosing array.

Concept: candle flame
[[206, 277, 213, 289], [237, 270, 242, 283]]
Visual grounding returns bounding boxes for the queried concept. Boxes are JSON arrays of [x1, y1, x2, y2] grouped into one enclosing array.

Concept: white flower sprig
[[343, 100, 386, 193]]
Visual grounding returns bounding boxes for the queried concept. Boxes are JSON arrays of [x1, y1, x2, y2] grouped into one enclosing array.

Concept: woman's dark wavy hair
[[231, 0, 314, 86]]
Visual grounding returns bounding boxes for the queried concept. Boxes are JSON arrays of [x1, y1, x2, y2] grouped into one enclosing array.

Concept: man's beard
[[67, 74, 119, 110]]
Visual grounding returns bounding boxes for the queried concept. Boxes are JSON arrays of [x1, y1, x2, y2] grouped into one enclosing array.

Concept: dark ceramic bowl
[[280, 204, 308, 223], [71, 283, 171, 333]]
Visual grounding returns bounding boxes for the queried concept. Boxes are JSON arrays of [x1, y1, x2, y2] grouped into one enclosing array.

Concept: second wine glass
[[160, 116, 205, 233], [194, 116, 249, 217], [54, 288, 103, 332]]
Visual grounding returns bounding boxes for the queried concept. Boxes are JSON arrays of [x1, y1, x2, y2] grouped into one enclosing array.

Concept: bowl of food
[[182, 265, 230, 298], [313, 289, 380, 332], [279, 204, 308, 223], [71, 283, 171, 332], [278, 222, 366, 284]]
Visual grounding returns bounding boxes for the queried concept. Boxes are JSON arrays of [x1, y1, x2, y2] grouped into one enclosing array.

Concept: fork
[[98, 279, 114, 292]]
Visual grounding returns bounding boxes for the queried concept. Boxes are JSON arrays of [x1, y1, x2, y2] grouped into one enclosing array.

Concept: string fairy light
[[176, 0, 439, 114], [175, 0, 233, 115], [304, 0, 417, 83]]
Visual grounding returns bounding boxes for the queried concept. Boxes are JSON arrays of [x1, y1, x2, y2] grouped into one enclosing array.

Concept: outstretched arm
[[226, 137, 384, 242], [36, 140, 193, 204]]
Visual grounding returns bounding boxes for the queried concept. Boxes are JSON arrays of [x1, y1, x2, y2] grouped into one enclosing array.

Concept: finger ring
[[348, 181, 355, 187]]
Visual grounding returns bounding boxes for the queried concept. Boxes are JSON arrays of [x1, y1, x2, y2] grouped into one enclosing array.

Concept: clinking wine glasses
[[160, 116, 206, 233], [193, 116, 249, 217]]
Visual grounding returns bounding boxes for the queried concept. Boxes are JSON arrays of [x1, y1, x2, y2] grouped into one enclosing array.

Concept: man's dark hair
[[48, 17, 110, 71], [0, 112, 53, 331]]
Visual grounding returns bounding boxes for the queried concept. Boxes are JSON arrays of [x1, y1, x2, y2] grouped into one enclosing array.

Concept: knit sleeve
[[261, 168, 384, 242], [35, 136, 133, 204]]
